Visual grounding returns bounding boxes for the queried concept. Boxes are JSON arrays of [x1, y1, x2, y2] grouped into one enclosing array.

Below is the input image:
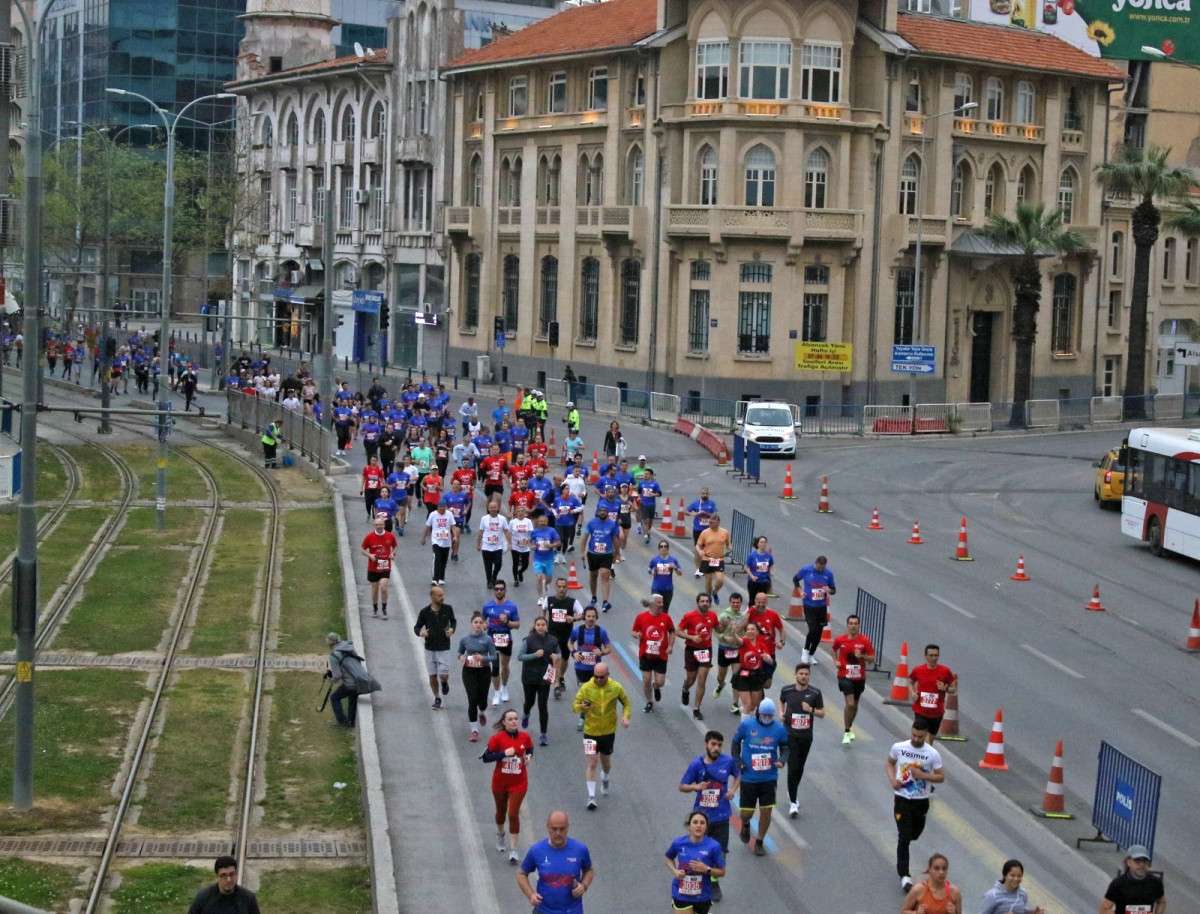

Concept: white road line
[[1132, 708, 1200, 749], [858, 556, 897, 577], [779, 502, 792, 517], [928, 593, 977, 620], [801, 526, 830, 543], [840, 519, 859, 528], [1020, 643, 1085, 680]]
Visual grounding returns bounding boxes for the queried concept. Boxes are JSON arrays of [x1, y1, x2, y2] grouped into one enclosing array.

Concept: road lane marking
[[928, 593, 977, 620], [1020, 644, 1085, 680], [1132, 708, 1200, 748], [840, 519, 859, 528], [858, 556, 897, 577], [779, 502, 791, 516], [802, 526, 830, 543]]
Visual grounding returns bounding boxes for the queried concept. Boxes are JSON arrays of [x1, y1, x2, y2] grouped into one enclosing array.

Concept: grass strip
[[62, 444, 122, 502], [277, 508, 343, 653], [118, 503, 207, 548], [37, 448, 68, 498], [0, 669, 145, 833], [261, 670, 361, 831], [138, 669, 247, 832], [118, 445, 210, 503], [110, 863, 207, 914], [272, 465, 329, 502], [258, 865, 372, 913], [187, 509, 267, 656], [0, 858, 80, 912], [182, 445, 267, 504]]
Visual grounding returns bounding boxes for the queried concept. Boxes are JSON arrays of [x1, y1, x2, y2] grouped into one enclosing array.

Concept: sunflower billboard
[[970, 0, 1199, 65]]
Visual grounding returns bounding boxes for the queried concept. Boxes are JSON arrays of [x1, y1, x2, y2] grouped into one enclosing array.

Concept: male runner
[[360, 512, 396, 618], [678, 730, 740, 904], [831, 614, 875, 744], [679, 593, 719, 721], [572, 662, 631, 810], [779, 662, 824, 818], [732, 698, 788, 856], [632, 594, 675, 713]]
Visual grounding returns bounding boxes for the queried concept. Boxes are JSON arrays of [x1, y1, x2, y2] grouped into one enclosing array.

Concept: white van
[[737, 401, 799, 457]]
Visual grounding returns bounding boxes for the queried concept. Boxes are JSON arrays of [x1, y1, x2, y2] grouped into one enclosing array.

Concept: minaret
[[237, 0, 339, 82]]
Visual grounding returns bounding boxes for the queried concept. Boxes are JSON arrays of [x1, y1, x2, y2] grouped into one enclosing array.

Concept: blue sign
[[1113, 779, 1135, 821], [494, 332, 506, 351], [891, 344, 936, 374], [1091, 741, 1162, 858], [352, 290, 384, 315]]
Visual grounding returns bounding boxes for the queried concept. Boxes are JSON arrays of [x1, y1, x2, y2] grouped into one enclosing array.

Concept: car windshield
[[745, 408, 792, 427]]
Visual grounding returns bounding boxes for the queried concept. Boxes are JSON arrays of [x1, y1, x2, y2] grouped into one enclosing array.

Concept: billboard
[[970, 0, 1197, 64], [794, 341, 853, 372]]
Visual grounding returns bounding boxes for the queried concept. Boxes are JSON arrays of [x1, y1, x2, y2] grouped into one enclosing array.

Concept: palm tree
[[1165, 199, 1200, 237], [1096, 145, 1196, 417], [980, 201, 1084, 428]]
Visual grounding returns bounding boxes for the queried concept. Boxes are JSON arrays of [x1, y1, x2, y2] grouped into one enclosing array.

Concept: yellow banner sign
[[794, 342, 852, 373]]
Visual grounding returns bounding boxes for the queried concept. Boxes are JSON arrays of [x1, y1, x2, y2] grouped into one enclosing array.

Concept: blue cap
[[757, 698, 776, 718]]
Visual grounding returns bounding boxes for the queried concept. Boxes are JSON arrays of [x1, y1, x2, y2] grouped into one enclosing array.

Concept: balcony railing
[[955, 119, 1044, 142], [397, 134, 432, 163], [678, 100, 843, 120], [1061, 128, 1085, 148], [446, 206, 482, 237], [666, 205, 862, 242]]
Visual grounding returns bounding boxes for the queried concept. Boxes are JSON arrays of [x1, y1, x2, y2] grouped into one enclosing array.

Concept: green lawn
[[37, 447, 69, 499], [258, 866, 372, 913], [110, 863, 207, 914], [0, 858, 80, 913], [183, 445, 267, 503], [277, 508, 343, 654], [62, 444, 122, 502], [118, 445, 210, 503], [118, 504, 207, 548], [187, 509, 268, 656]]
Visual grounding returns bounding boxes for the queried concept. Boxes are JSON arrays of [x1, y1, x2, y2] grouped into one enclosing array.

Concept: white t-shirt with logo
[[425, 510, 455, 548], [509, 517, 534, 553], [479, 514, 511, 552], [888, 739, 943, 801]]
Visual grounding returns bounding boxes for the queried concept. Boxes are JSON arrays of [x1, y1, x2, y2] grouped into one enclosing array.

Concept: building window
[[899, 155, 920, 215], [905, 0, 931, 10], [696, 41, 729, 100], [537, 155, 560, 206], [953, 73, 973, 112], [340, 107, 355, 142], [1107, 288, 1121, 329], [905, 77, 921, 114], [802, 293, 827, 342], [285, 112, 299, 146], [539, 256, 558, 336], [547, 71, 567, 113], [951, 159, 968, 217], [1014, 81, 1036, 124], [632, 70, 646, 106], [367, 170, 384, 231], [1111, 231, 1123, 278], [508, 76, 528, 117], [579, 257, 599, 341], [744, 145, 776, 207], [894, 267, 915, 345], [619, 259, 641, 345], [1057, 168, 1076, 224], [1051, 273, 1076, 354], [699, 145, 718, 206], [738, 284, 772, 355], [312, 169, 325, 224], [628, 148, 644, 206], [405, 167, 430, 231], [475, 91, 485, 122], [284, 171, 297, 227], [1063, 86, 1082, 130], [984, 77, 1004, 121], [338, 168, 353, 229], [587, 67, 609, 111], [1016, 166, 1034, 207], [801, 43, 841, 103], [463, 253, 481, 330], [500, 156, 523, 207], [805, 265, 829, 285], [804, 148, 828, 209], [985, 163, 1004, 216], [692, 260, 711, 281], [1163, 237, 1177, 283], [311, 110, 326, 147], [1103, 356, 1120, 397], [261, 119, 274, 148], [502, 254, 520, 332], [470, 154, 483, 207], [258, 175, 271, 231], [739, 40, 791, 100], [369, 102, 385, 139], [579, 154, 604, 205], [1187, 238, 1198, 282], [688, 289, 710, 353]]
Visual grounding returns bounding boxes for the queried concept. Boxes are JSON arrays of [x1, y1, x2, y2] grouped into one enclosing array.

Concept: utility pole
[[0, 0, 12, 405], [319, 186, 333, 468]]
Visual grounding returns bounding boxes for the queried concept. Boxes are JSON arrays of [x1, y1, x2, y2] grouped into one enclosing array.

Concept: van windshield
[[745, 407, 792, 428]]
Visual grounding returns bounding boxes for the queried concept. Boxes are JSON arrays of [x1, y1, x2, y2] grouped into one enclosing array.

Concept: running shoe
[[479, 712, 487, 728], [432, 697, 442, 710], [714, 682, 725, 697], [500, 685, 510, 702], [901, 877, 914, 893], [586, 798, 598, 811], [539, 733, 548, 747], [693, 709, 704, 721], [643, 702, 653, 713], [739, 823, 751, 844], [496, 832, 506, 853], [468, 729, 479, 742], [654, 686, 662, 702], [521, 715, 529, 729], [788, 802, 799, 819], [491, 693, 500, 707], [842, 732, 853, 745], [681, 688, 690, 706], [508, 850, 519, 865], [753, 841, 767, 857], [601, 601, 611, 613], [694, 570, 703, 579]]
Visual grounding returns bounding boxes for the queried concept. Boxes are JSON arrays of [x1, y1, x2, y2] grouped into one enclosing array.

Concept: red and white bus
[[1121, 427, 1200, 559]]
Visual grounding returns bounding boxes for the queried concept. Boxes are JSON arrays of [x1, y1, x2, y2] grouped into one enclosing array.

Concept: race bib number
[[722, 647, 739, 660], [756, 561, 770, 572], [693, 649, 711, 664], [750, 752, 772, 772], [1125, 907, 1153, 913], [367, 478, 380, 489], [583, 738, 598, 756], [375, 558, 390, 570], [484, 533, 502, 548], [466, 654, 485, 668], [543, 666, 557, 685], [551, 608, 569, 623], [592, 541, 608, 554], [646, 640, 661, 655], [655, 563, 673, 576], [920, 691, 939, 710], [810, 586, 827, 602], [845, 664, 862, 680], [679, 875, 703, 896], [578, 651, 597, 665], [707, 558, 721, 568], [791, 712, 812, 731], [492, 632, 511, 648], [699, 788, 720, 808], [500, 757, 523, 775]]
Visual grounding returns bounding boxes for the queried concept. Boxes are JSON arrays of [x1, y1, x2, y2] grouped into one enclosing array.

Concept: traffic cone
[[939, 689, 967, 742], [1185, 600, 1200, 652], [908, 520, 924, 544], [1010, 555, 1031, 582], [821, 608, 833, 644], [817, 475, 832, 514], [659, 498, 675, 534], [885, 641, 910, 704], [787, 586, 804, 621], [588, 451, 600, 484], [566, 561, 583, 591], [673, 502, 687, 538], [978, 709, 1009, 771], [952, 516, 973, 561], [1031, 740, 1073, 819], [780, 464, 797, 499], [867, 507, 883, 530], [547, 428, 558, 459], [1085, 584, 1106, 612]]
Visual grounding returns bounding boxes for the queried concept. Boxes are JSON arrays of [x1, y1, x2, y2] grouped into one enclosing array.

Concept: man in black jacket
[[414, 585, 457, 709], [188, 855, 260, 914]]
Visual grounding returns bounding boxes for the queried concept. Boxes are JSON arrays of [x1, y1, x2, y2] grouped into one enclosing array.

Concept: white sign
[[1173, 342, 1200, 365]]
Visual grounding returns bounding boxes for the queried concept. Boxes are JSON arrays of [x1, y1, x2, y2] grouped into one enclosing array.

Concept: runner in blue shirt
[[372, 487, 399, 534], [530, 515, 562, 600], [360, 418, 383, 462], [553, 487, 583, 560], [568, 607, 611, 701], [441, 482, 470, 561], [482, 580, 521, 705], [745, 535, 775, 604], [517, 811, 594, 914], [648, 540, 683, 613], [527, 469, 556, 521], [679, 729, 740, 902], [494, 425, 513, 457], [492, 398, 510, 427], [636, 470, 663, 544], [793, 555, 836, 665], [665, 812, 727, 910], [685, 487, 718, 578], [583, 506, 619, 612], [732, 698, 788, 856], [510, 422, 528, 455], [595, 487, 622, 520], [473, 431, 494, 454]]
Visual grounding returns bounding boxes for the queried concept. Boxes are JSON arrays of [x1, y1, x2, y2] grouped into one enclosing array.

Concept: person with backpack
[[324, 633, 380, 727]]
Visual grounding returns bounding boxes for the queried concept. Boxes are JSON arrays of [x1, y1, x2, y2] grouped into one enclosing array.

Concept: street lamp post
[[106, 87, 237, 528]]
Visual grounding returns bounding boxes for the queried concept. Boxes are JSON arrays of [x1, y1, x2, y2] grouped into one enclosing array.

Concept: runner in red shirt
[[830, 613, 876, 744], [678, 593, 719, 721], [421, 468, 444, 515], [360, 455, 384, 520], [526, 435, 548, 462], [734, 621, 775, 716], [360, 513, 397, 618], [908, 644, 957, 740], [451, 463, 477, 532], [481, 708, 535, 864], [631, 595, 676, 713], [747, 592, 785, 688], [480, 445, 509, 502], [508, 478, 539, 514], [508, 455, 533, 488]]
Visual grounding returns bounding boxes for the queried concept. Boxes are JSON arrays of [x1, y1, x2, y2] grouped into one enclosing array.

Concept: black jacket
[[518, 631, 560, 684], [187, 884, 261, 914], [414, 603, 457, 652]]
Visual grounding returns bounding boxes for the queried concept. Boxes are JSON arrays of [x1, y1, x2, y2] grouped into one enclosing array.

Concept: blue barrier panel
[[853, 587, 889, 676], [729, 509, 754, 576], [1080, 741, 1161, 856], [730, 434, 745, 477], [745, 441, 766, 486]]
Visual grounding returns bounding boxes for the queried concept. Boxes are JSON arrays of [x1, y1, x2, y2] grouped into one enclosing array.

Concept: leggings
[[747, 579, 772, 603], [482, 550, 504, 587], [432, 545, 450, 583], [512, 550, 530, 581], [803, 605, 826, 655], [493, 785, 527, 833], [462, 666, 491, 723], [522, 678, 550, 734], [557, 525, 576, 554], [786, 735, 813, 803], [364, 491, 378, 518], [336, 425, 351, 451], [893, 796, 930, 878]]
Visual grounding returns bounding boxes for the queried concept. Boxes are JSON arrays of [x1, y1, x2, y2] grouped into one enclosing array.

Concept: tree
[[979, 201, 1084, 428], [1095, 145, 1197, 417]]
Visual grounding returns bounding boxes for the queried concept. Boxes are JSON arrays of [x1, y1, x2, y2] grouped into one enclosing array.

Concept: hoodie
[[328, 640, 357, 682], [979, 881, 1032, 914]]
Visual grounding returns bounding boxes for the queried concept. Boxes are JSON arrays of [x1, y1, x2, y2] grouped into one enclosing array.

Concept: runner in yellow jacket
[[571, 662, 631, 809]]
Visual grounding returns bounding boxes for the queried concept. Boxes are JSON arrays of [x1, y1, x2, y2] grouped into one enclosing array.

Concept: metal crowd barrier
[[1080, 741, 1162, 857], [729, 509, 754, 576], [853, 587, 890, 676]]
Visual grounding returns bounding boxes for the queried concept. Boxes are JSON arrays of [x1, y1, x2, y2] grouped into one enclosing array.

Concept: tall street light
[[106, 87, 237, 528]]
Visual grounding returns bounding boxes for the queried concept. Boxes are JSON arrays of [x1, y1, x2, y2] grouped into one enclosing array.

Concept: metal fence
[[1081, 741, 1162, 857], [853, 587, 890, 676], [226, 389, 333, 472], [729, 509, 754, 576]]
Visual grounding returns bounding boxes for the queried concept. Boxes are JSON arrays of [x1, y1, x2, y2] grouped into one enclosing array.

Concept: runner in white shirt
[[508, 505, 534, 588], [886, 720, 945, 892], [476, 500, 512, 590], [420, 501, 456, 586], [563, 468, 589, 538]]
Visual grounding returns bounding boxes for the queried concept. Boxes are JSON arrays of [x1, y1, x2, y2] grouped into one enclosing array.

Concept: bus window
[[1167, 459, 1190, 509], [1126, 448, 1143, 497]]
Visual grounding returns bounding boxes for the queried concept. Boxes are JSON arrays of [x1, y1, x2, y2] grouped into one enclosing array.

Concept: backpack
[[338, 649, 382, 695]]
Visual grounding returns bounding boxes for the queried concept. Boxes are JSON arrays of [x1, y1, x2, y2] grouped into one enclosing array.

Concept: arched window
[[951, 159, 971, 218], [369, 103, 385, 139], [953, 73, 973, 111], [463, 253, 481, 329], [311, 110, 326, 147], [260, 118, 273, 148], [539, 256, 558, 336], [340, 106, 356, 142], [899, 155, 920, 215], [1187, 237, 1198, 283], [579, 154, 603, 205], [579, 257, 600, 341], [619, 260, 641, 345], [629, 147, 644, 206], [1015, 81, 1036, 124], [698, 145, 718, 206], [1057, 167, 1077, 224], [508, 156, 523, 207], [1111, 231, 1124, 278], [502, 255, 520, 332], [804, 148, 829, 209], [285, 112, 298, 146], [744, 145, 775, 207], [470, 154, 483, 207], [1016, 165, 1035, 206], [985, 163, 1004, 216], [985, 77, 1004, 121], [1163, 236, 1177, 282], [1051, 273, 1076, 354]]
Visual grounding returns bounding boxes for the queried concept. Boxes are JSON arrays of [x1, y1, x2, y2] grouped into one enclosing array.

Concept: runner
[[421, 464, 444, 516], [732, 698, 788, 856], [908, 644, 958, 741], [745, 536, 775, 604], [530, 514, 562, 600], [831, 613, 875, 744], [714, 593, 746, 715], [583, 505, 619, 612], [517, 811, 594, 912], [518, 616, 559, 746], [632, 594, 676, 713], [563, 465, 590, 539], [456, 609, 499, 738], [981, 859, 1047, 914], [901, 853, 962, 914], [679, 593, 719, 720], [615, 483, 635, 556], [360, 454, 384, 520], [419, 499, 456, 586], [733, 621, 775, 717], [482, 580, 521, 706], [685, 487, 717, 579], [360, 512, 396, 618], [476, 500, 512, 590], [544, 577, 583, 699], [678, 730, 740, 904], [648, 539, 683, 612], [571, 662, 631, 810], [694, 514, 731, 605], [480, 443, 509, 503], [886, 719, 945, 891], [373, 485, 400, 535], [1100, 846, 1165, 914], [793, 555, 836, 664], [746, 592, 785, 690], [510, 504, 534, 587], [552, 483, 584, 563], [451, 458, 478, 533], [778, 662, 824, 818], [664, 812, 727, 914], [441, 478, 470, 562], [481, 708, 534, 864], [413, 586, 456, 709], [594, 485, 624, 563], [635, 468, 662, 543]]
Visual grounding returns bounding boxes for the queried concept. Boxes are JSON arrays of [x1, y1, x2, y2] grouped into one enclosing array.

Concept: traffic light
[[548, 320, 560, 348], [494, 316, 505, 337], [380, 307, 390, 331]]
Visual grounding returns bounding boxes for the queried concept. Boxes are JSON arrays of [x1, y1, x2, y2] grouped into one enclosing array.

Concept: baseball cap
[[1127, 844, 1151, 861], [757, 698, 776, 719], [638, 454, 647, 460]]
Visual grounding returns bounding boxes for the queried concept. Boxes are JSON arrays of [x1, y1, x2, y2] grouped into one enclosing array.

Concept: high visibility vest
[[262, 425, 279, 446]]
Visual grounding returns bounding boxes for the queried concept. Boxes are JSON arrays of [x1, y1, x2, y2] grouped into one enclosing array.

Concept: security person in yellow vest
[[531, 390, 549, 434], [262, 420, 281, 469]]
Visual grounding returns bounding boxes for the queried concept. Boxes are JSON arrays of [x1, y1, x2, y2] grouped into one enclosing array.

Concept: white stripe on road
[[779, 502, 791, 517], [1131, 708, 1200, 749], [857, 556, 897, 577], [801, 526, 830, 543], [839, 519, 859, 528], [1020, 643, 1085, 680], [928, 593, 977, 620]]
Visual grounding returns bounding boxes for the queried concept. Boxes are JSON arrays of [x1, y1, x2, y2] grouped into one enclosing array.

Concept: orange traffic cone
[[1010, 555, 1031, 582], [1085, 584, 1106, 612], [886, 641, 911, 704], [939, 689, 967, 742], [787, 586, 804, 621], [952, 516, 974, 561], [867, 507, 883, 531], [978, 709, 1009, 771], [821, 608, 833, 644], [780, 464, 796, 499], [547, 428, 558, 459], [659, 498, 675, 534], [672, 502, 687, 538], [588, 451, 600, 484], [566, 561, 583, 591], [908, 520, 924, 544], [1185, 599, 1200, 652], [1031, 740, 1073, 819], [817, 475, 832, 514]]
